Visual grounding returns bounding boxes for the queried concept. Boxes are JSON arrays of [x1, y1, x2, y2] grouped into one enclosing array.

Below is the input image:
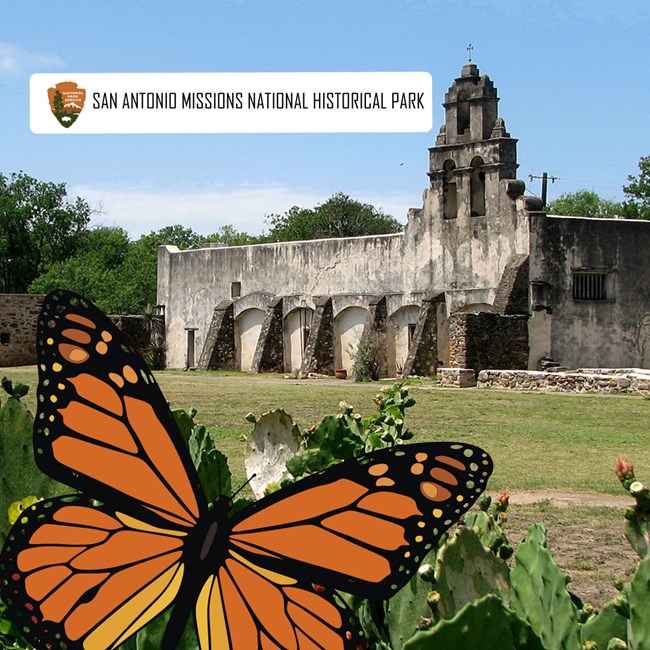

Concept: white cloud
[[0, 42, 64, 76], [73, 184, 414, 239]]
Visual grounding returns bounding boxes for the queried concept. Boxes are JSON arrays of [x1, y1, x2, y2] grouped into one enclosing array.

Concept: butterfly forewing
[[34, 290, 206, 529], [228, 442, 492, 600]]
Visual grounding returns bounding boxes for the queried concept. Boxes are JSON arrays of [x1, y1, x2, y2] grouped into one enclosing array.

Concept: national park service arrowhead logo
[[47, 81, 86, 128]]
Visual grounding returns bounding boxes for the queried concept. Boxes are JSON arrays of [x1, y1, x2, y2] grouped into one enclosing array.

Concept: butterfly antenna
[[232, 474, 257, 500]]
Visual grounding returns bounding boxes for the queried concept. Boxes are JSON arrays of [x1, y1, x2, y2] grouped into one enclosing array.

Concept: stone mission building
[[156, 62, 650, 376]]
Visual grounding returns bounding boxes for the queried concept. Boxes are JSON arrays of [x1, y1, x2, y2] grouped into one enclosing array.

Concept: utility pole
[[528, 173, 559, 207]]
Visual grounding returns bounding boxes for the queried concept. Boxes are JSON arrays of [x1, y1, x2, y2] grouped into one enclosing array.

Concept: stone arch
[[443, 159, 458, 220], [235, 307, 266, 371], [284, 306, 314, 372], [388, 305, 421, 376], [333, 306, 367, 374], [456, 302, 495, 313], [470, 156, 486, 217], [457, 90, 470, 136]]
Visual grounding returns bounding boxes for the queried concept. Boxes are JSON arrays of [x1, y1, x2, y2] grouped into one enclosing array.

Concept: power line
[[528, 173, 558, 206]]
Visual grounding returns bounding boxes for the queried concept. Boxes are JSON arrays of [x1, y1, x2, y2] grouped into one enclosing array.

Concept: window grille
[[0, 333, 9, 345], [572, 273, 607, 301]]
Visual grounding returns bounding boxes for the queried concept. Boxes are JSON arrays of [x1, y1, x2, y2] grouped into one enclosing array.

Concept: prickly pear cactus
[[244, 409, 301, 498], [628, 554, 650, 650], [188, 422, 231, 502], [510, 523, 581, 650], [434, 526, 511, 620], [402, 594, 545, 650], [0, 389, 68, 541], [580, 597, 628, 649], [385, 548, 438, 649]]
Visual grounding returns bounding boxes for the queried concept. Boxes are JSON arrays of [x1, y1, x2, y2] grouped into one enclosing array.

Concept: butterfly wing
[[195, 556, 365, 650], [227, 442, 492, 600], [34, 290, 206, 529], [0, 496, 187, 650], [191, 442, 491, 649]]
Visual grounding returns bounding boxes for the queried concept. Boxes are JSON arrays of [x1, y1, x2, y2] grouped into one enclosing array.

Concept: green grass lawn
[[3, 366, 649, 495]]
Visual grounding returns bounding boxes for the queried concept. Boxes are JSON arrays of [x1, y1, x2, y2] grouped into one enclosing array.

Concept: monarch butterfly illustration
[[0, 290, 493, 650]]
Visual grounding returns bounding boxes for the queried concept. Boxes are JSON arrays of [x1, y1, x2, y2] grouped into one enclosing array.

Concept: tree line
[[2, 156, 649, 314], [0, 173, 402, 314], [547, 155, 650, 219]]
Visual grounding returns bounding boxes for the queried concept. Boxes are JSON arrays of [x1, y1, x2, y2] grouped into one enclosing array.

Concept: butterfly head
[[211, 494, 234, 515]]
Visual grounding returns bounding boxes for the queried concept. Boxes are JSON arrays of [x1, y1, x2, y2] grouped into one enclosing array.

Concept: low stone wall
[[439, 368, 477, 388], [477, 369, 650, 394]]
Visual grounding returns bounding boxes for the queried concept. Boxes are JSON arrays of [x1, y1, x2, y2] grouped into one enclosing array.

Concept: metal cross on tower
[[467, 43, 473, 62]]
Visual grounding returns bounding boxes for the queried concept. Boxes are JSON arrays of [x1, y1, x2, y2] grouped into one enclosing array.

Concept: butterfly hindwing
[[34, 290, 206, 529], [196, 557, 365, 650], [228, 441, 492, 600], [0, 495, 187, 650]]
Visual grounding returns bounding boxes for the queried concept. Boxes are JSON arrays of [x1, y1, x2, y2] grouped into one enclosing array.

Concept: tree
[[29, 227, 132, 313], [203, 224, 266, 246], [118, 225, 206, 313], [622, 155, 650, 220], [30, 225, 206, 314], [0, 172, 91, 292], [52, 90, 64, 115], [546, 189, 623, 218], [265, 193, 403, 242]]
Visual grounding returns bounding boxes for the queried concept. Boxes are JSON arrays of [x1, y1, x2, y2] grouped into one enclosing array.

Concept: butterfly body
[[0, 291, 493, 650]]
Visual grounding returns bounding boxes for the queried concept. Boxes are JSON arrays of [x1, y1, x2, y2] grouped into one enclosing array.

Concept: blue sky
[[2, 0, 650, 238]]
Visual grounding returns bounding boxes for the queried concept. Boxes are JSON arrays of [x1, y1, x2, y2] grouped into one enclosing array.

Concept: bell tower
[[428, 62, 518, 219]]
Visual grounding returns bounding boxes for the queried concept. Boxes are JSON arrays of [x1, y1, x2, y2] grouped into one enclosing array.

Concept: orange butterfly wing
[[190, 442, 492, 649], [196, 555, 364, 650], [1, 496, 186, 650], [34, 290, 205, 529], [226, 442, 492, 600]]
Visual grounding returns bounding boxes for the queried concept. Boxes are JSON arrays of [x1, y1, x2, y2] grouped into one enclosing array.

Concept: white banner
[[30, 72, 432, 134]]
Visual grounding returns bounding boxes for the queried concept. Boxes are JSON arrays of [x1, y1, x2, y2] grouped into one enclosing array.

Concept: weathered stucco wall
[[158, 191, 529, 369], [529, 215, 650, 368], [156, 62, 531, 371]]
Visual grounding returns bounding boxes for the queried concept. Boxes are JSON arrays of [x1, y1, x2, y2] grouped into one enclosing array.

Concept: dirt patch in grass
[[503, 494, 638, 609]]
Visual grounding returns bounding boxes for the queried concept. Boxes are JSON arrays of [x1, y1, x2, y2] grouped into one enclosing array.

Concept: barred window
[[0, 333, 9, 345], [572, 272, 609, 301]]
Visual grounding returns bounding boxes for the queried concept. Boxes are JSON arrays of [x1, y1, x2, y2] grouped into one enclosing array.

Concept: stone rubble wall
[[476, 368, 650, 394], [439, 367, 477, 388], [448, 311, 529, 372], [0, 294, 44, 366], [0, 294, 162, 367]]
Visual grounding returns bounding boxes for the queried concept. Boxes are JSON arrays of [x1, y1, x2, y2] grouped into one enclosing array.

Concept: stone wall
[[477, 368, 650, 394], [0, 294, 44, 366], [0, 294, 162, 367], [109, 314, 164, 359], [448, 311, 528, 372]]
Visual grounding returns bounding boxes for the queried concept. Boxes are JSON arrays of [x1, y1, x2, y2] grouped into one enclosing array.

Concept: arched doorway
[[388, 306, 421, 376], [284, 307, 313, 372], [334, 307, 367, 374], [235, 308, 266, 371]]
